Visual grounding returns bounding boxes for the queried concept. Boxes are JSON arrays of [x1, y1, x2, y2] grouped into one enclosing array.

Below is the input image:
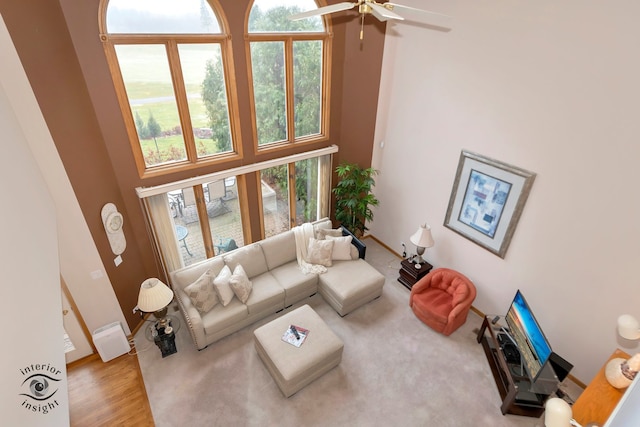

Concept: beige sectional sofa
[[170, 218, 385, 350]]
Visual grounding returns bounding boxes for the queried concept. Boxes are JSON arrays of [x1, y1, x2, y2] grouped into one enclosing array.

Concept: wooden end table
[[397, 258, 433, 290], [572, 348, 631, 426]]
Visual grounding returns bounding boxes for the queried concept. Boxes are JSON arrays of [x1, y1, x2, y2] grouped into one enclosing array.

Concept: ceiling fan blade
[[385, 3, 452, 26], [289, 2, 357, 21], [368, 2, 404, 22]]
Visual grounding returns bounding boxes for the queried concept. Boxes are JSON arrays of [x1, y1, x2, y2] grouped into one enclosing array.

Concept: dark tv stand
[[477, 315, 558, 417]]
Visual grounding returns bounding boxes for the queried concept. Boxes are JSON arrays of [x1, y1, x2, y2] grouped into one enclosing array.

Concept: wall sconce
[[604, 314, 640, 389], [409, 223, 434, 269]]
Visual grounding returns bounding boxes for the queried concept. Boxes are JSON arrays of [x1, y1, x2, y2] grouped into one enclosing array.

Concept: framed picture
[[444, 151, 536, 258]]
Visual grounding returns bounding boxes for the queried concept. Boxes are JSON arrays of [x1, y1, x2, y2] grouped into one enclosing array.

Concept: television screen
[[505, 290, 552, 381]]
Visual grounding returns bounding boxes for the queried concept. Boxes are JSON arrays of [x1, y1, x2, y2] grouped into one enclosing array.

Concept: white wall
[[0, 13, 130, 423], [371, 0, 640, 383], [0, 16, 129, 338], [0, 17, 69, 426]]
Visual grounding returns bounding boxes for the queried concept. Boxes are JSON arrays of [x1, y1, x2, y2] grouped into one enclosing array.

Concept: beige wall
[[371, 0, 640, 382]]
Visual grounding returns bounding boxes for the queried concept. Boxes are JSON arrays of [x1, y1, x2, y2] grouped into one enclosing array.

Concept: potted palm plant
[[332, 163, 380, 238]]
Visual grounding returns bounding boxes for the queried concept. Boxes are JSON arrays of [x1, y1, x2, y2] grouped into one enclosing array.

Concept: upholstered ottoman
[[253, 304, 343, 397], [318, 259, 385, 316]]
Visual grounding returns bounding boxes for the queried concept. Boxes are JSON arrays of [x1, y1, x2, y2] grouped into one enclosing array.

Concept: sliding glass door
[[139, 149, 334, 273]]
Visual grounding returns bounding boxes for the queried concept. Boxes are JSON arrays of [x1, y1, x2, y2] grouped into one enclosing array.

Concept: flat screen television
[[504, 290, 553, 382]]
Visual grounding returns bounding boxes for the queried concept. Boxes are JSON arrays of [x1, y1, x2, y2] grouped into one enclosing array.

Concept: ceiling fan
[[289, 1, 452, 39]]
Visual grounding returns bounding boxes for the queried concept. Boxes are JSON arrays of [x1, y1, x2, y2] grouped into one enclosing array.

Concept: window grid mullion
[[288, 162, 296, 228], [166, 41, 197, 163], [285, 37, 295, 143]]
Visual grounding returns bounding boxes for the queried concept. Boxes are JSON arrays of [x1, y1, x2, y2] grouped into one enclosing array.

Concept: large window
[[247, 0, 330, 149], [100, 0, 240, 177]]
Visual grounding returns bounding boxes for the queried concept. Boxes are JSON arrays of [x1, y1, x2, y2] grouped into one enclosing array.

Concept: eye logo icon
[[19, 363, 62, 415], [21, 374, 58, 400]]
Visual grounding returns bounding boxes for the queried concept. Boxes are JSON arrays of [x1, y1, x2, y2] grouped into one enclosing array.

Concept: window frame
[[98, 0, 243, 178], [245, 1, 332, 154]]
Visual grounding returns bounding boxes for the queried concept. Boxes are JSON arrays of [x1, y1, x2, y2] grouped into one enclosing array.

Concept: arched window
[[247, 0, 331, 149], [99, 0, 241, 177]]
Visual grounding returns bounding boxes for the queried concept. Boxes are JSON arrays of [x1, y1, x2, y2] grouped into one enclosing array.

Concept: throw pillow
[[326, 235, 353, 260], [184, 269, 218, 314], [315, 227, 343, 240], [212, 265, 235, 306], [229, 265, 252, 304], [306, 238, 334, 267]]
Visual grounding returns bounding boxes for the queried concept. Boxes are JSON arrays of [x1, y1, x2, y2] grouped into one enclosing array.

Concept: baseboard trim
[[66, 353, 101, 369]]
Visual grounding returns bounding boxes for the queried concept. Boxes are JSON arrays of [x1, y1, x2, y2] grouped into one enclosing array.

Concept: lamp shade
[[544, 397, 572, 427], [410, 224, 435, 248], [618, 314, 640, 340], [137, 278, 174, 313]]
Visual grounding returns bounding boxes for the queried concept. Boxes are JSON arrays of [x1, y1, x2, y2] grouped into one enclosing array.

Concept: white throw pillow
[[229, 265, 252, 304], [184, 269, 218, 314], [326, 235, 353, 260], [212, 265, 235, 306], [306, 238, 334, 267]]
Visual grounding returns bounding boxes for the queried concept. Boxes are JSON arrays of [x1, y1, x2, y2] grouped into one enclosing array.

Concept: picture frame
[[444, 151, 536, 258]]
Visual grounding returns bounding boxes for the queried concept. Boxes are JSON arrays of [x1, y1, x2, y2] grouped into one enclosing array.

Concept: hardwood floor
[[67, 352, 154, 426]]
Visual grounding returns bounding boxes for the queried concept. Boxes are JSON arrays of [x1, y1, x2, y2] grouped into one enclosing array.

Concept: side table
[[397, 258, 433, 290], [145, 314, 180, 358], [572, 348, 631, 426]]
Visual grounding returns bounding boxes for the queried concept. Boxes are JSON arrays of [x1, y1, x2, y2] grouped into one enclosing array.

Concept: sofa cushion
[[260, 230, 296, 270], [269, 260, 319, 306], [213, 265, 235, 306], [224, 244, 268, 279], [244, 272, 285, 315], [318, 259, 385, 316], [326, 235, 352, 260], [229, 265, 252, 303], [307, 238, 333, 267], [184, 269, 218, 314], [201, 299, 248, 336]]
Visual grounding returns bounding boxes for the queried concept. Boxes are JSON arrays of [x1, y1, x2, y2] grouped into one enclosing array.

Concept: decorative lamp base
[[605, 357, 634, 389]]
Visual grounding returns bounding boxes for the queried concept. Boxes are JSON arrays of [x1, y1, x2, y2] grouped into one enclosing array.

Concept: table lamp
[[137, 278, 174, 329], [410, 223, 434, 269], [617, 314, 640, 340], [544, 397, 582, 427], [604, 314, 640, 389]]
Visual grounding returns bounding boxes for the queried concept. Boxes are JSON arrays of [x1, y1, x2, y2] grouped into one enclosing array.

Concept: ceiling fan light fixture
[[288, 0, 451, 39], [359, 3, 372, 15]]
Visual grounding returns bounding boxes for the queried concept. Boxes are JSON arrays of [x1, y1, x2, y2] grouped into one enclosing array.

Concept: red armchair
[[409, 268, 476, 336]]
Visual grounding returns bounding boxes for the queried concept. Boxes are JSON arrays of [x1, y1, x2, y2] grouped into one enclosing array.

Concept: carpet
[[134, 240, 568, 427]]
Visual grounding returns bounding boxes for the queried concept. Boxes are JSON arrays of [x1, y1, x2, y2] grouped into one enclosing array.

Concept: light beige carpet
[[134, 239, 580, 426]]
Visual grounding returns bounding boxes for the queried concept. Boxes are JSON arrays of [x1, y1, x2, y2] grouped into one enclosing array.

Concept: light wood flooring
[[67, 352, 154, 426]]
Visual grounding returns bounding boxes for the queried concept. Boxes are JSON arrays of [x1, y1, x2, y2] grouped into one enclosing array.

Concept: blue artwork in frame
[[459, 169, 512, 239], [444, 151, 536, 258]]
